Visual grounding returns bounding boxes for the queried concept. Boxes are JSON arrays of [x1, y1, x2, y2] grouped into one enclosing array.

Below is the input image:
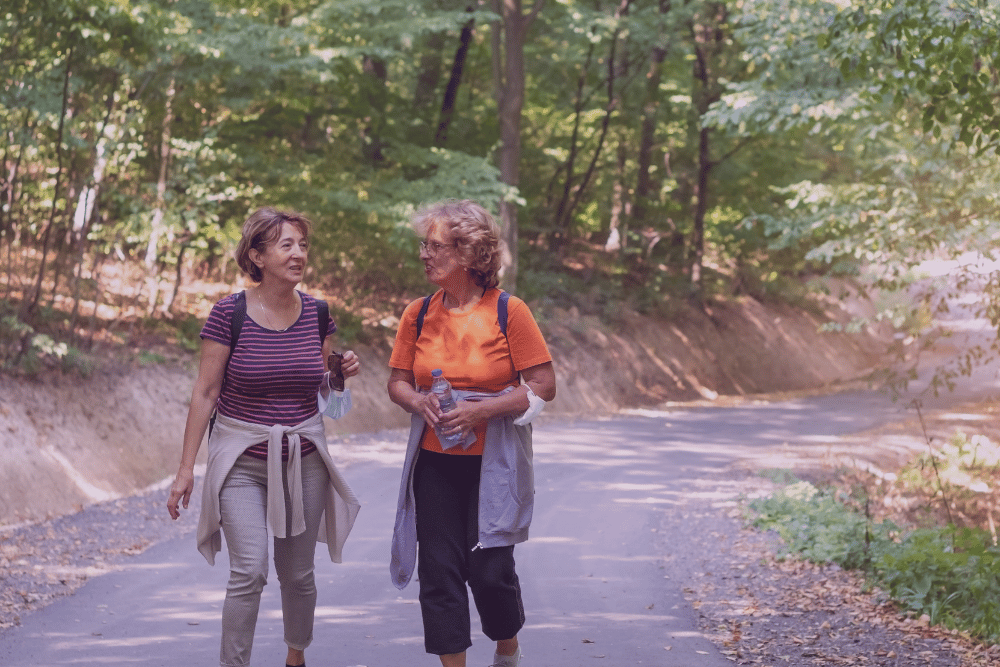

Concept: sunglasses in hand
[[328, 351, 345, 392]]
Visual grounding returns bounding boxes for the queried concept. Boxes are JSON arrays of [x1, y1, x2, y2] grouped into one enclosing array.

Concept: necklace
[[256, 290, 290, 332]]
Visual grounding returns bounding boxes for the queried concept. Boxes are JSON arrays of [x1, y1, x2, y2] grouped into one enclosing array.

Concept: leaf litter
[[668, 470, 1000, 667]]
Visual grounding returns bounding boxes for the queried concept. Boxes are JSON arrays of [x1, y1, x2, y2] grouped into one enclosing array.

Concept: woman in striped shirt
[[167, 207, 361, 667]]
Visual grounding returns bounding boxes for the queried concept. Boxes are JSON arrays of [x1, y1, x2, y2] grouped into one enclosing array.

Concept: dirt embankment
[[0, 296, 884, 526]]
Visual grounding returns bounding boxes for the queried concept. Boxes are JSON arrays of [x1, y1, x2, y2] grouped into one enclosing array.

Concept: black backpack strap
[[212, 290, 246, 439], [316, 298, 330, 346], [415, 294, 433, 339], [230, 290, 247, 353]]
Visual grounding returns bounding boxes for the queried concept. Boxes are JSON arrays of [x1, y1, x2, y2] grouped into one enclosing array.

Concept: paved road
[[2, 364, 998, 667]]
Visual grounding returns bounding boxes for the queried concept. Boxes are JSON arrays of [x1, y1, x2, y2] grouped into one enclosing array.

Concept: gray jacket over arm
[[389, 387, 534, 590]]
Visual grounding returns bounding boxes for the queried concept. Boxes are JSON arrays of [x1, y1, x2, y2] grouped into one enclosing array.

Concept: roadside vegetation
[[748, 425, 1000, 644]]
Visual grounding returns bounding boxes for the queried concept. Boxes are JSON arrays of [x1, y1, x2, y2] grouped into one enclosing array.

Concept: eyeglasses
[[419, 239, 456, 256]]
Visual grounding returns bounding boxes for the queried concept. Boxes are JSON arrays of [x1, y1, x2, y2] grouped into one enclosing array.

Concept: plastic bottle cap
[[432, 369, 442, 377]]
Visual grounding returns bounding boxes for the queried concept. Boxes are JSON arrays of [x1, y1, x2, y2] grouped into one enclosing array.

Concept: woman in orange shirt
[[387, 200, 556, 667]]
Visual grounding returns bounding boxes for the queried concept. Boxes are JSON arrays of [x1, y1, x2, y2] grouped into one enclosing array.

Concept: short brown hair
[[411, 199, 502, 289], [234, 207, 312, 282]]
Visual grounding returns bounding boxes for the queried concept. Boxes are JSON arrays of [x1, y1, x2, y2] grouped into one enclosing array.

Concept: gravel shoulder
[[0, 429, 402, 630], [0, 482, 198, 629]]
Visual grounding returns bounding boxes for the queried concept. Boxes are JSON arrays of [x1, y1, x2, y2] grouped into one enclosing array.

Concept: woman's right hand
[[169, 338, 229, 520], [167, 469, 194, 520], [416, 391, 443, 429], [388, 367, 442, 427]]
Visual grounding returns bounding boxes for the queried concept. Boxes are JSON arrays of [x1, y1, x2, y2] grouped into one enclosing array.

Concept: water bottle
[[431, 369, 463, 447]]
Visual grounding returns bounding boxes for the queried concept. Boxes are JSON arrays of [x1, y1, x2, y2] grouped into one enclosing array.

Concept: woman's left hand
[[437, 400, 484, 442], [341, 350, 361, 378]]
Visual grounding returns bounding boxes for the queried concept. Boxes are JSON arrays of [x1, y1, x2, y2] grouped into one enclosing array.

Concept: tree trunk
[[414, 31, 446, 113], [606, 143, 629, 252], [84, 251, 107, 350], [690, 124, 711, 291], [546, 43, 594, 251], [25, 47, 73, 320], [145, 75, 175, 316], [47, 200, 75, 310], [435, 11, 476, 147], [492, 0, 544, 293], [167, 239, 189, 315], [687, 1, 728, 298], [549, 0, 629, 256], [1, 111, 32, 302], [361, 55, 388, 165], [69, 89, 117, 338], [635, 0, 671, 224]]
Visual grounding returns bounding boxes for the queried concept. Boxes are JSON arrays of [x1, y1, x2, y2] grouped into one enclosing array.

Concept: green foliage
[[0, 313, 34, 370], [749, 480, 899, 570], [877, 528, 1000, 640], [896, 431, 1000, 523], [705, 0, 1000, 377], [136, 350, 167, 365], [707, 0, 1000, 400], [3, 0, 999, 356], [0, 307, 93, 377], [748, 475, 1000, 643], [830, 0, 1000, 154], [329, 305, 366, 345], [708, 0, 862, 139], [175, 314, 205, 352]]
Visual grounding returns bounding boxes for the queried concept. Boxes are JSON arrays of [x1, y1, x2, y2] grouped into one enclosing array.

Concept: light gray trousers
[[218, 452, 330, 667]]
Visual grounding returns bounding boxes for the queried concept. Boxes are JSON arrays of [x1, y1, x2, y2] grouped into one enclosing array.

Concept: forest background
[[3, 0, 1000, 368], [2, 1, 1000, 509]]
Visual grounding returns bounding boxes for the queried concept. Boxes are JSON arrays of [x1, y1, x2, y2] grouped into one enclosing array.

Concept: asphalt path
[[6, 256, 1000, 666], [3, 305, 1000, 667], [7, 364, 1000, 667]]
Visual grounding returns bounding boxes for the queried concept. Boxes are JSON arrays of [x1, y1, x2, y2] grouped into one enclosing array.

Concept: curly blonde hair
[[411, 199, 502, 289], [234, 207, 312, 283]]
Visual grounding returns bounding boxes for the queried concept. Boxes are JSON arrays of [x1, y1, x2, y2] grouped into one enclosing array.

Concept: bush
[[748, 480, 899, 571], [747, 478, 1000, 643], [876, 527, 1000, 640]]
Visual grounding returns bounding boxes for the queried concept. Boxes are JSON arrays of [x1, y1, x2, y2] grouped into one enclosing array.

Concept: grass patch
[[747, 470, 1000, 643]]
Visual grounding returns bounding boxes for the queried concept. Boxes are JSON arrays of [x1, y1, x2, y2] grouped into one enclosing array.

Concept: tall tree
[[436, 7, 477, 146], [633, 0, 672, 228], [547, 0, 631, 256], [25, 44, 73, 319], [491, 0, 544, 292], [686, 1, 731, 296]]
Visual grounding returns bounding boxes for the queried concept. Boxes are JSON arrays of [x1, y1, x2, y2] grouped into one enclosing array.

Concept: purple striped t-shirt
[[201, 291, 336, 457]]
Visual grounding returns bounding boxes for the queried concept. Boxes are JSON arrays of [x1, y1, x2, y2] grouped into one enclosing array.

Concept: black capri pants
[[414, 449, 526, 655]]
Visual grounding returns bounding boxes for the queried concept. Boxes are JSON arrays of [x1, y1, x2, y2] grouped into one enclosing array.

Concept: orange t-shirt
[[389, 288, 553, 455]]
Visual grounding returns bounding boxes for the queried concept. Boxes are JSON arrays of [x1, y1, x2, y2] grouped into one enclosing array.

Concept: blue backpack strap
[[416, 290, 509, 340], [497, 290, 509, 339], [415, 294, 433, 339]]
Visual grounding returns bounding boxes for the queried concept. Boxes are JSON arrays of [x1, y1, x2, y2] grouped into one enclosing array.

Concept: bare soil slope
[[0, 296, 883, 526]]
